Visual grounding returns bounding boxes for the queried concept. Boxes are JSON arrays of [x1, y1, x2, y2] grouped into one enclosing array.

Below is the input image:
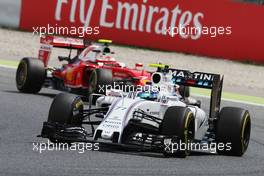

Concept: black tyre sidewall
[[160, 106, 194, 157], [48, 93, 84, 126], [216, 107, 251, 156], [179, 86, 190, 98], [16, 57, 45, 93], [88, 68, 113, 94]]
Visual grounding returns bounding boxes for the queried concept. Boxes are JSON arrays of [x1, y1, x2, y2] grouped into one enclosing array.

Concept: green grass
[[0, 59, 18, 67], [191, 87, 264, 105]]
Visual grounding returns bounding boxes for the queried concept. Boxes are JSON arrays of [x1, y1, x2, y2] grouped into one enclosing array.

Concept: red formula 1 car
[[16, 36, 151, 96]]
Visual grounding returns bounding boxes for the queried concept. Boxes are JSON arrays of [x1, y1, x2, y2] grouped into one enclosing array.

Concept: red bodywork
[[38, 36, 150, 89]]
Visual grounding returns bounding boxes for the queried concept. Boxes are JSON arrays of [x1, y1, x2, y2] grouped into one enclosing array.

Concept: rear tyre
[[160, 106, 194, 158], [216, 107, 251, 156], [48, 93, 84, 126], [179, 86, 190, 98], [16, 57, 45, 93]]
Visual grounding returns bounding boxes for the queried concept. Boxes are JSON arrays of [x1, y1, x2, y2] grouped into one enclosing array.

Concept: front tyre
[[216, 107, 251, 156], [88, 68, 113, 104], [41, 93, 85, 143], [48, 93, 84, 126], [16, 57, 45, 93], [88, 68, 113, 95], [160, 106, 195, 158]]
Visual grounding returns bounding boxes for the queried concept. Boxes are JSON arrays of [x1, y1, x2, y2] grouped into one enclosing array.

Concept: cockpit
[[78, 45, 115, 63]]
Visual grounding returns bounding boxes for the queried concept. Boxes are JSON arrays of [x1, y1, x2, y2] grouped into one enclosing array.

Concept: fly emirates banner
[[20, 0, 264, 63]]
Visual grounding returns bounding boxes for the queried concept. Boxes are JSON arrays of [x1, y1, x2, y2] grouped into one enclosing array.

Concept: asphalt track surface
[[0, 66, 264, 176]]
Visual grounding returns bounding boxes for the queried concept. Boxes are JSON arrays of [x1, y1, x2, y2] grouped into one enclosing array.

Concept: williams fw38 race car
[[15, 35, 151, 96], [39, 67, 251, 158]]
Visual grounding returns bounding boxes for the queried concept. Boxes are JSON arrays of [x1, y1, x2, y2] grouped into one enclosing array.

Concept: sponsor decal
[[171, 70, 214, 81], [20, 0, 264, 63]]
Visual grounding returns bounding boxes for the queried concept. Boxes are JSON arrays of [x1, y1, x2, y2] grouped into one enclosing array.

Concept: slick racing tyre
[[216, 107, 251, 156], [48, 93, 84, 126], [179, 86, 190, 98], [160, 106, 195, 158], [121, 124, 138, 144], [88, 68, 113, 94], [16, 57, 45, 93]]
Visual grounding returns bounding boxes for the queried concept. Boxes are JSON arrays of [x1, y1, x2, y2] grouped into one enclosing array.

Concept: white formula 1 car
[[40, 66, 251, 157]]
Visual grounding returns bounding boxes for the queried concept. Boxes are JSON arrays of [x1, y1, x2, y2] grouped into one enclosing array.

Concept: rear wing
[[38, 35, 91, 67], [40, 35, 89, 49], [38, 36, 112, 67], [170, 69, 223, 120]]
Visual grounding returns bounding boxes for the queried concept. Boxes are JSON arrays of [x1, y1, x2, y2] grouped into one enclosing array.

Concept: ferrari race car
[[39, 67, 251, 158], [15, 35, 151, 96]]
